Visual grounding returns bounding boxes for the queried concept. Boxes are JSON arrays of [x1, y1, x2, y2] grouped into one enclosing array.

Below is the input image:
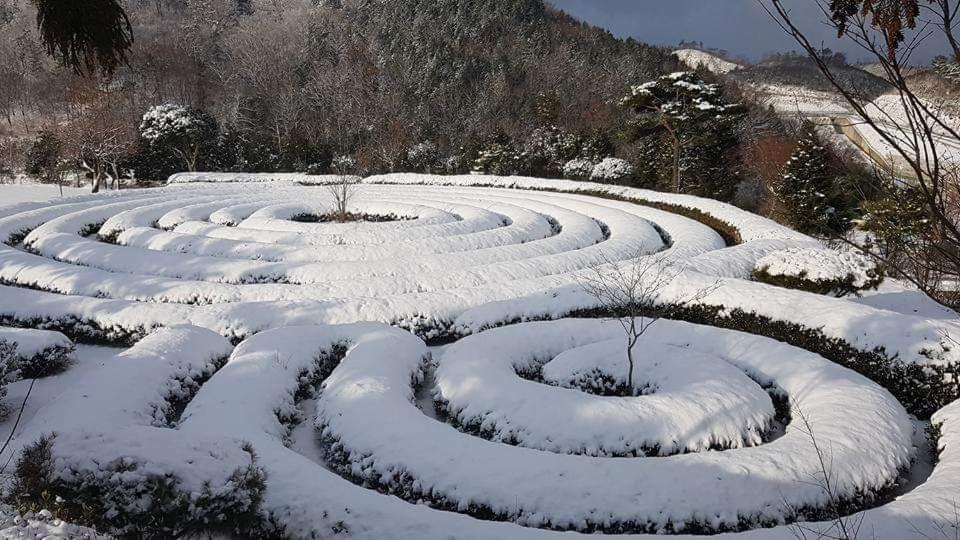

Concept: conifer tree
[[776, 127, 835, 234], [620, 71, 743, 195]]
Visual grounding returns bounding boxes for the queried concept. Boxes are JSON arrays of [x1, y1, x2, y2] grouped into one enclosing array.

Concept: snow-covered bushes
[[471, 141, 523, 176], [753, 247, 884, 296], [406, 141, 441, 173], [562, 158, 595, 180], [0, 339, 14, 413], [2, 330, 74, 379], [319, 317, 913, 533], [590, 157, 635, 183], [9, 434, 265, 538], [0, 504, 106, 540], [331, 154, 357, 174], [522, 126, 582, 177]]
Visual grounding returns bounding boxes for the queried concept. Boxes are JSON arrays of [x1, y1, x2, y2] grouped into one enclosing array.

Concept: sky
[[548, 0, 949, 64]]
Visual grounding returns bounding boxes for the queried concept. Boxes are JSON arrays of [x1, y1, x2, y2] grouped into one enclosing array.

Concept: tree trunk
[[672, 135, 682, 193], [941, 0, 960, 62], [626, 340, 635, 393]]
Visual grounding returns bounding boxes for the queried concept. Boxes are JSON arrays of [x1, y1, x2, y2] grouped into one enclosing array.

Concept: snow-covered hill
[[673, 48, 742, 74]]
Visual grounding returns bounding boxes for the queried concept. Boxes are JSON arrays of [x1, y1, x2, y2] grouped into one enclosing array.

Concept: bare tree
[[578, 253, 719, 392], [923, 0, 960, 62], [785, 406, 867, 540], [70, 122, 130, 193], [763, 0, 960, 308], [326, 174, 357, 223]]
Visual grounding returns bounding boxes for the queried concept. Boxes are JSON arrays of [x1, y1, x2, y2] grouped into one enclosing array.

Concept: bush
[[753, 248, 884, 297], [472, 141, 523, 176], [25, 131, 63, 184], [406, 141, 441, 173], [522, 126, 581, 177], [8, 435, 266, 539], [590, 157, 635, 183], [0, 339, 14, 414], [13, 345, 74, 380], [562, 158, 596, 180]]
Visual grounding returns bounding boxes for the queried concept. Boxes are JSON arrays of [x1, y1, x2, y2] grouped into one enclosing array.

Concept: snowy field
[[0, 184, 87, 210], [0, 174, 958, 539]]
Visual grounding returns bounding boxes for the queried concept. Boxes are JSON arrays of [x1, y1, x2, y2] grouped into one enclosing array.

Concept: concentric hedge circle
[[1, 173, 958, 540]]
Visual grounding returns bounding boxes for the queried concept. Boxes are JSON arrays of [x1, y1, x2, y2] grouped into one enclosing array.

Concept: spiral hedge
[[1, 173, 958, 539]]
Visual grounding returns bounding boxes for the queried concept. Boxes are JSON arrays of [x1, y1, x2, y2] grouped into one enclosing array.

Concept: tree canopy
[[31, 0, 133, 75]]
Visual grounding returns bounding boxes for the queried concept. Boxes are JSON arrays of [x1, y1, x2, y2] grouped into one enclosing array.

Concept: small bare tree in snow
[[578, 252, 719, 392], [327, 155, 358, 222], [326, 176, 356, 222], [785, 406, 866, 540]]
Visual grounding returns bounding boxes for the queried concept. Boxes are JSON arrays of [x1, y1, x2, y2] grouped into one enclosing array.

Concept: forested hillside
[[0, 0, 675, 180]]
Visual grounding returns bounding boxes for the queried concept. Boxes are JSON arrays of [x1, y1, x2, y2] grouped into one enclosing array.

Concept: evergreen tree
[[775, 127, 835, 234], [620, 71, 744, 195], [25, 130, 63, 184], [139, 104, 218, 172]]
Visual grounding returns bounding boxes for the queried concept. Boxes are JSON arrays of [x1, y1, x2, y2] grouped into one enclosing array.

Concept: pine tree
[[25, 130, 63, 184], [776, 127, 835, 234], [620, 71, 744, 195]]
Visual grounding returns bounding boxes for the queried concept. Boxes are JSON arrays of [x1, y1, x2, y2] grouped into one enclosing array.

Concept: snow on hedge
[[320, 318, 912, 532], [0, 317, 957, 538], [168, 172, 361, 184], [2, 326, 262, 536], [436, 319, 777, 457], [14, 326, 231, 439], [0, 175, 956, 375], [0, 326, 74, 378], [754, 247, 884, 295]]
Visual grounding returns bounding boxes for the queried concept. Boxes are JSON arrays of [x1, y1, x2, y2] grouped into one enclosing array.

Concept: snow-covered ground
[[0, 175, 957, 539], [0, 183, 87, 210]]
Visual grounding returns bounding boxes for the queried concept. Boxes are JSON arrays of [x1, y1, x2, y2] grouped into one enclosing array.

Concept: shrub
[[590, 157, 635, 183], [562, 158, 596, 180], [8, 435, 266, 539], [0, 339, 15, 414], [753, 248, 884, 296], [25, 131, 63, 184], [331, 154, 357, 175], [13, 345, 74, 380], [522, 126, 581, 177], [472, 141, 522, 176], [406, 141, 441, 173]]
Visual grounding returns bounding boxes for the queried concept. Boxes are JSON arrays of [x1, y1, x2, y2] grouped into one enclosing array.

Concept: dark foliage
[[8, 435, 266, 539], [31, 0, 133, 75]]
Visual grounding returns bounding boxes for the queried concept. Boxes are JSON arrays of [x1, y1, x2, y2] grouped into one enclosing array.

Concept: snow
[[0, 504, 107, 539], [673, 49, 743, 75], [0, 176, 957, 539], [0, 184, 87, 212]]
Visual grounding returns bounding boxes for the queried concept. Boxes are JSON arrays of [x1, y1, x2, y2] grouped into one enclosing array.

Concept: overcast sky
[[548, 0, 949, 64]]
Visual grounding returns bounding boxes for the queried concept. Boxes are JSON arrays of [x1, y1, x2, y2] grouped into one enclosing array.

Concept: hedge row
[[753, 265, 885, 297], [8, 436, 266, 539], [568, 303, 959, 419]]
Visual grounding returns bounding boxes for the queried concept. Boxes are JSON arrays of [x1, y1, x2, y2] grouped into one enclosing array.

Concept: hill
[[0, 0, 676, 176]]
